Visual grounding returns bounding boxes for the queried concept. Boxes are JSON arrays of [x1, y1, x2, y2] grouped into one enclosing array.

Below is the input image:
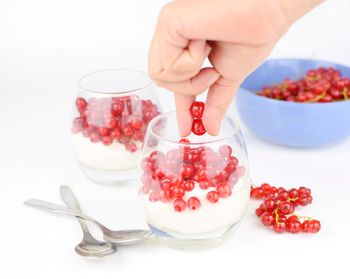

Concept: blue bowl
[[236, 58, 350, 147]]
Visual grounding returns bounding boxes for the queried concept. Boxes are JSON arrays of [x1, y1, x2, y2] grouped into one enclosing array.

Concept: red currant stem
[[287, 197, 298, 202], [294, 215, 315, 221], [273, 208, 283, 225], [277, 83, 288, 91], [343, 88, 348, 100], [308, 90, 326, 103]]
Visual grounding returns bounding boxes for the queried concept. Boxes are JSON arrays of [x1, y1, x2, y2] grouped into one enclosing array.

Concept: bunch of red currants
[[251, 183, 321, 234]]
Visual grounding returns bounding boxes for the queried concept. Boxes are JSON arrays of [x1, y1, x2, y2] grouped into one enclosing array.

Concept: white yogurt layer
[[72, 133, 141, 170], [142, 177, 250, 235]]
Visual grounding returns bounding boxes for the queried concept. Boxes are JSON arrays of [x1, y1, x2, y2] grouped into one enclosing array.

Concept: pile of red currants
[[257, 67, 350, 102], [141, 141, 245, 212], [72, 95, 160, 152], [251, 183, 321, 233]]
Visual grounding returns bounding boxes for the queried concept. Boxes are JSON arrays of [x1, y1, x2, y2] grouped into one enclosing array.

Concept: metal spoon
[[59, 185, 116, 258], [24, 199, 152, 245]]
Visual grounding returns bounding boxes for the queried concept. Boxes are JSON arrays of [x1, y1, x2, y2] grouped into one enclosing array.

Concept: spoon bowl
[[75, 237, 116, 258], [59, 186, 117, 258]]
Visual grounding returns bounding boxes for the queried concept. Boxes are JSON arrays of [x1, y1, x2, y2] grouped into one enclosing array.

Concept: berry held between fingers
[[190, 101, 207, 135]]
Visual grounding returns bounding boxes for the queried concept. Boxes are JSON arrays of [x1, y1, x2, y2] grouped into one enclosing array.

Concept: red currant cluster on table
[[141, 140, 245, 212], [72, 95, 160, 152], [251, 183, 321, 234], [190, 101, 206, 135], [257, 67, 350, 102]]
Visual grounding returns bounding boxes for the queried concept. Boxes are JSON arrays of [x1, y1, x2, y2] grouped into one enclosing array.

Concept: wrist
[[274, 0, 324, 25]]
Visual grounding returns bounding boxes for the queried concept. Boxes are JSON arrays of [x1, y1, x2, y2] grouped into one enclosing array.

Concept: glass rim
[[78, 69, 152, 95], [148, 111, 239, 146]]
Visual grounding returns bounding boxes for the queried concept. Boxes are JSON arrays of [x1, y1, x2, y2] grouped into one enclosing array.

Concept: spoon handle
[[59, 185, 83, 213], [59, 185, 94, 240], [24, 199, 83, 218]]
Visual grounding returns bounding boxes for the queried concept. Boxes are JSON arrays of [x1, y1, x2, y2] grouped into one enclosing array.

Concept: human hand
[[148, 0, 322, 136]]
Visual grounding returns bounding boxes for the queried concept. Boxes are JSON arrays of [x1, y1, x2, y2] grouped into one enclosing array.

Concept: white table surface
[[1, 0, 350, 278]]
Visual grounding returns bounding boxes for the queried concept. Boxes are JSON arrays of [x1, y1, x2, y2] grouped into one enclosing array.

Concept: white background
[[1, 0, 350, 278]]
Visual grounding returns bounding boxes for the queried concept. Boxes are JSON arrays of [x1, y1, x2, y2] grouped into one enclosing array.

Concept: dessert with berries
[[140, 104, 250, 240], [141, 143, 249, 235], [72, 94, 160, 174]]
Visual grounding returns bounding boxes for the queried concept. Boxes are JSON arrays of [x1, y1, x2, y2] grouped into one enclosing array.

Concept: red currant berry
[[207, 191, 219, 204], [89, 131, 101, 143], [172, 185, 185, 198], [225, 163, 236, 174], [99, 127, 110, 136], [154, 168, 165, 179], [160, 189, 173, 202], [122, 125, 134, 137], [179, 138, 190, 144], [107, 117, 120, 129], [125, 141, 137, 152], [199, 181, 210, 190], [260, 212, 274, 227], [190, 101, 205, 118], [298, 196, 312, 206], [130, 119, 143, 130], [287, 215, 299, 222], [149, 191, 160, 202], [273, 222, 286, 233], [278, 201, 294, 215], [182, 180, 195, 191], [111, 101, 124, 116], [278, 190, 289, 201], [218, 145, 232, 158], [261, 183, 271, 192], [250, 187, 264, 199], [110, 128, 122, 139], [228, 156, 239, 166], [255, 207, 265, 217], [141, 158, 153, 172], [173, 199, 186, 212], [102, 136, 113, 145], [192, 119, 206, 135], [76, 97, 87, 111], [286, 219, 302, 233], [308, 220, 321, 233], [150, 150, 166, 162], [187, 197, 201, 210], [217, 183, 232, 198], [180, 164, 194, 179], [263, 198, 277, 211], [288, 188, 299, 199], [298, 186, 311, 197]]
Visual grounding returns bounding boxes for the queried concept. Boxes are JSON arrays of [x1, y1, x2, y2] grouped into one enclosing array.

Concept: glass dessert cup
[[139, 112, 251, 249], [71, 69, 161, 185]]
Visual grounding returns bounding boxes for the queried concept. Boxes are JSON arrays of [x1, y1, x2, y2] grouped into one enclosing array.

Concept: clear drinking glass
[[139, 111, 250, 248], [71, 69, 161, 185]]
